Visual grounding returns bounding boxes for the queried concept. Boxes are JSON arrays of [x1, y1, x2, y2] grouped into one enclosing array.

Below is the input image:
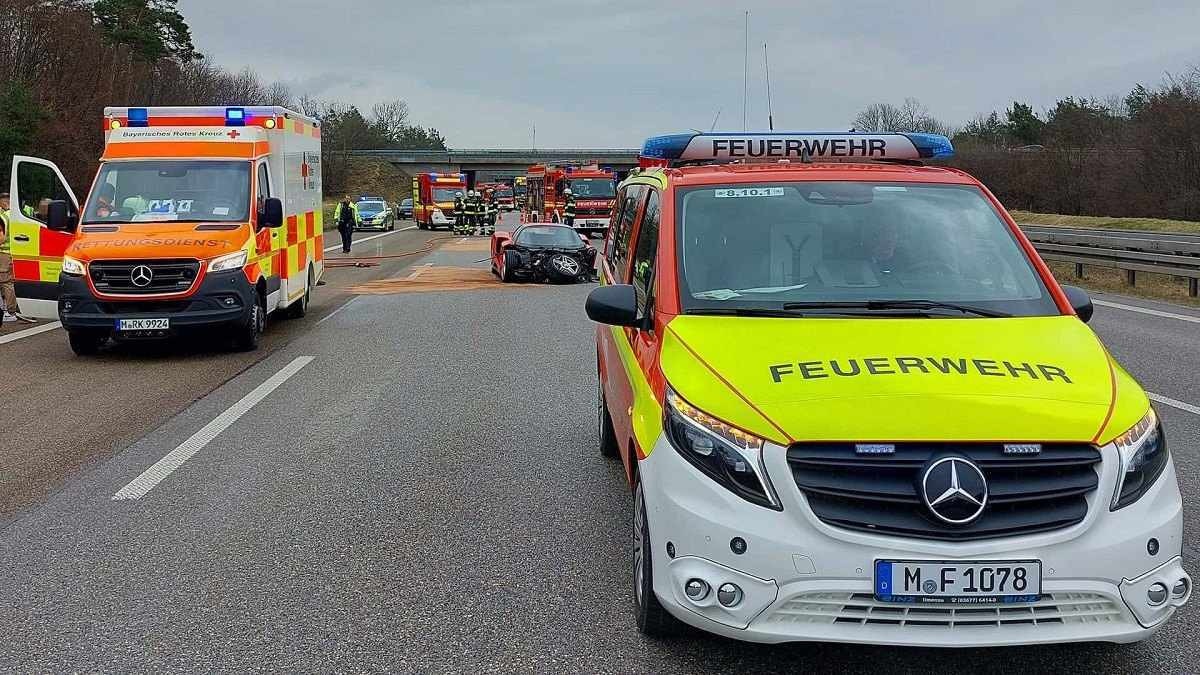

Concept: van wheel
[[286, 270, 311, 319], [233, 300, 264, 352], [598, 372, 619, 458], [68, 330, 104, 356], [634, 480, 680, 637]]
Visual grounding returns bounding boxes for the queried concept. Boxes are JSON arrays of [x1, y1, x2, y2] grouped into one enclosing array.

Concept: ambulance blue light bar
[[640, 131, 954, 164], [225, 107, 247, 126], [127, 108, 149, 127]]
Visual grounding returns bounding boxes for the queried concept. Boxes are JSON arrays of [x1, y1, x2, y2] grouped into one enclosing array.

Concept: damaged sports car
[[491, 223, 597, 284]]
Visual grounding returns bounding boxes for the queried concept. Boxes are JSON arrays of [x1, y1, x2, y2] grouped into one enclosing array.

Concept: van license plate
[[117, 318, 170, 331], [875, 560, 1041, 603]]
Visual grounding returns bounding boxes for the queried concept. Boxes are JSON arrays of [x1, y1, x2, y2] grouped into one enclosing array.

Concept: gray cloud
[[180, 0, 1200, 148]]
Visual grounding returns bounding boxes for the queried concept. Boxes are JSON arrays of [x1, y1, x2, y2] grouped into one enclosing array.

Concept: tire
[[232, 299, 264, 352], [546, 253, 583, 284], [500, 250, 518, 283], [598, 372, 619, 458], [634, 480, 680, 638], [68, 329, 104, 356], [285, 269, 311, 319]]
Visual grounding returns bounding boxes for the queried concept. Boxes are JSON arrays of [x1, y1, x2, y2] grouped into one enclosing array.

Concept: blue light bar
[[640, 131, 955, 164], [641, 133, 696, 160], [225, 107, 246, 127], [127, 108, 149, 127], [903, 133, 955, 159]]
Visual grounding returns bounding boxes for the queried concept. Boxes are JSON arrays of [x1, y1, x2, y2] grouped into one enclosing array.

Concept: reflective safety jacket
[[334, 201, 359, 227], [563, 195, 576, 219], [454, 197, 466, 215], [0, 209, 9, 254], [465, 197, 479, 215]]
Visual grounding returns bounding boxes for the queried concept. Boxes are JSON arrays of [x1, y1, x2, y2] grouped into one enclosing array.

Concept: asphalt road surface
[[0, 212, 1196, 672]]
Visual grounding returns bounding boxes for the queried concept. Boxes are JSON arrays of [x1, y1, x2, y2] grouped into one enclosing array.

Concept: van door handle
[[13, 235, 30, 242]]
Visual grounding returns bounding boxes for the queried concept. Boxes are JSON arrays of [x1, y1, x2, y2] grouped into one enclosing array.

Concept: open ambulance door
[[7, 156, 80, 319]]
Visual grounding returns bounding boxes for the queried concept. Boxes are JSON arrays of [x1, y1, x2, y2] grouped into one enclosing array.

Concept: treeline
[[0, 0, 445, 198], [855, 66, 1200, 221]]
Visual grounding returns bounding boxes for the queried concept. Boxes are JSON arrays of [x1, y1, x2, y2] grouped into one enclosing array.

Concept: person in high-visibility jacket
[[483, 190, 497, 233], [333, 195, 359, 253], [462, 190, 479, 235], [562, 187, 576, 228], [0, 192, 32, 323], [453, 191, 466, 232]]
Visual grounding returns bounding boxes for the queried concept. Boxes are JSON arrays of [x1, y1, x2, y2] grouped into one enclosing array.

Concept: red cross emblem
[[228, 129, 241, 139]]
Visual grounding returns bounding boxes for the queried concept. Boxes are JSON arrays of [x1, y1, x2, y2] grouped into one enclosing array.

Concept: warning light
[[109, 119, 122, 130], [225, 107, 246, 127], [263, 118, 276, 129], [127, 108, 149, 127]]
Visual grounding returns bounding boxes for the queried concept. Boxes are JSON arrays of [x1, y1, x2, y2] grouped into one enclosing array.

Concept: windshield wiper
[[780, 300, 1009, 318], [685, 307, 806, 318]]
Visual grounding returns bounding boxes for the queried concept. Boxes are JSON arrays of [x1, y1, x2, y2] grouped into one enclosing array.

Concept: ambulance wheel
[[597, 373, 619, 458], [286, 270, 312, 319], [634, 480, 680, 638], [68, 330, 104, 356], [233, 300, 264, 352]]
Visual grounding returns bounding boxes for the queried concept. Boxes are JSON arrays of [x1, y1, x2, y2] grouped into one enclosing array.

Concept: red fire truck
[[523, 164, 616, 237], [411, 171, 466, 230], [476, 182, 515, 211]]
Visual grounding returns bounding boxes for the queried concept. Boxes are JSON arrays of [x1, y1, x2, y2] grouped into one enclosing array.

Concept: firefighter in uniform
[[471, 190, 485, 235], [453, 191, 466, 232], [483, 189, 497, 234], [462, 190, 479, 235], [562, 187, 576, 228]]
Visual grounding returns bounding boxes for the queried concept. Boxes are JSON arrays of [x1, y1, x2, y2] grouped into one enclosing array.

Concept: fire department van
[[587, 131, 1189, 645], [524, 164, 615, 237], [412, 172, 466, 230], [8, 105, 323, 354]]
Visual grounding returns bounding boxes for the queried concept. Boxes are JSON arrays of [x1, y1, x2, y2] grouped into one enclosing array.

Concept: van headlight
[[664, 387, 781, 510], [1111, 407, 1169, 510], [62, 255, 85, 276], [208, 250, 248, 273]]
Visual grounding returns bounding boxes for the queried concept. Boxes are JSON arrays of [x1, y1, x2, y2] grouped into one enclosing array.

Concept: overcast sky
[[179, 0, 1200, 149]]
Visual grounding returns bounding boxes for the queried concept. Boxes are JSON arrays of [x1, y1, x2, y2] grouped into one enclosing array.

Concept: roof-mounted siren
[[638, 131, 954, 167]]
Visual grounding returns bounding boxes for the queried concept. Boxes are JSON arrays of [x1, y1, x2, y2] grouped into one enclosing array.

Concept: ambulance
[[524, 164, 616, 237], [411, 171, 466, 230], [8, 105, 323, 354], [588, 130, 1189, 646]]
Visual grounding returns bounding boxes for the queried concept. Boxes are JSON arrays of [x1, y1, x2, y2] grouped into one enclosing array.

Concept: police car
[[355, 196, 395, 231], [587, 131, 1190, 646]]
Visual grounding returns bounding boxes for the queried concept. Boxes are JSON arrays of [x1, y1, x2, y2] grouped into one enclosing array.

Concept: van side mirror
[[46, 200, 76, 232], [260, 197, 284, 229], [1062, 285, 1093, 323], [586, 284, 639, 327]]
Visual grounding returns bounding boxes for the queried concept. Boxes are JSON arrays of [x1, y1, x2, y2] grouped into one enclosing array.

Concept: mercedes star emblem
[[920, 456, 988, 525], [130, 265, 154, 288]]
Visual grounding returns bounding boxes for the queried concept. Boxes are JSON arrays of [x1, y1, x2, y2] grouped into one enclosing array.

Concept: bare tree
[[853, 98, 955, 135], [371, 99, 410, 142]]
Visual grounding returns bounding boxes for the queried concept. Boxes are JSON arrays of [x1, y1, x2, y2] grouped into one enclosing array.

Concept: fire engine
[[523, 164, 616, 238], [476, 181, 515, 211], [411, 171, 466, 230]]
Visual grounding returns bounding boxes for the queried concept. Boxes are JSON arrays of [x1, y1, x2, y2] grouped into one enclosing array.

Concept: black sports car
[[491, 224, 597, 284]]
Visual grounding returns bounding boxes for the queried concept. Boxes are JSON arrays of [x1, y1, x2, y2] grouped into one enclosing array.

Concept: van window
[[83, 160, 251, 223], [256, 162, 271, 214], [629, 190, 660, 314], [606, 185, 643, 276]]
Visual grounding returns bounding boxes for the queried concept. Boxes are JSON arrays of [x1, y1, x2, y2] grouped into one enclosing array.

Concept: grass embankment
[[1012, 211, 1200, 234], [322, 157, 412, 231]]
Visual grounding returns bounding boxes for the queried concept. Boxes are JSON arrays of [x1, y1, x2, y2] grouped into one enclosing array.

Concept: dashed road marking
[[322, 225, 416, 253], [112, 356, 314, 500], [0, 321, 62, 345], [1094, 300, 1200, 324], [1148, 392, 1200, 416]]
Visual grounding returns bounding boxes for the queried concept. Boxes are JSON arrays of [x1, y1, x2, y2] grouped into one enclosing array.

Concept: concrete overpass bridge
[[348, 148, 641, 184]]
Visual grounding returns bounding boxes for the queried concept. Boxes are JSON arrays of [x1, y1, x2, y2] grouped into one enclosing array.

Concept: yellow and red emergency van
[[9, 105, 324, 354], [412, 171, 466, 230], [523, 164, 615, 237], [588, 131, 1189, 646]]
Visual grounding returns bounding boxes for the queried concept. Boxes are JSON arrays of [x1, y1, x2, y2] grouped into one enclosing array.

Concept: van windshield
[[676, 182, 1059, 317], [432, 188, 461, 203], [84, 160, 251, 224]]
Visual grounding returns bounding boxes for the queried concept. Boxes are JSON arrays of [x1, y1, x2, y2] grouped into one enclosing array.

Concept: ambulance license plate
[[117, 318, 170, 331], [874, 560, 1041, 603]]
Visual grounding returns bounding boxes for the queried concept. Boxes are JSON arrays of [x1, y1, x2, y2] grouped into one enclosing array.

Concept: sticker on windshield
[[714, 187, 786, 198]]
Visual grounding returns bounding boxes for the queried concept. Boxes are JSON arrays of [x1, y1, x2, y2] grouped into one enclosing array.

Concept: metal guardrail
[[1020, 225, 1200, 297]]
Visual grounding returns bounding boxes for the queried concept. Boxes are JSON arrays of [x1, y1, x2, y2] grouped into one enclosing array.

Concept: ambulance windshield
[[84, 160, 251, 223], [676, 182, 1059, 317], [567, 179, 615, 199]]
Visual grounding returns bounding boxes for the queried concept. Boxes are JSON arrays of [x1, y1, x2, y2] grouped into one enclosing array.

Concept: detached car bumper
[[639, 432, 1190, 646], [57, 269, 255, 338]]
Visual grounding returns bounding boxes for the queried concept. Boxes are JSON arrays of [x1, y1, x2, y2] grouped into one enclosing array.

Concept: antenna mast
[[710, 109, 722, 131], [742, 11, 749, 131], [763, 42, 774, 130]]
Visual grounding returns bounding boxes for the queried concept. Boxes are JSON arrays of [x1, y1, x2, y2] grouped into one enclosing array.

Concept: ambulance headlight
[[208, 250, 248, 273], [62, 255, 85, 276], [664, 387, 780, 510], [1111, 407, 1169, 510]]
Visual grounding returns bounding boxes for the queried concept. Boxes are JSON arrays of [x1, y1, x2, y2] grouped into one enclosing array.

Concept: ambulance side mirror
[[46, 200, 76, 232], [586, 284, 639, 327], [260, 197, 284, 229], [1062, 285, 1093, 323]]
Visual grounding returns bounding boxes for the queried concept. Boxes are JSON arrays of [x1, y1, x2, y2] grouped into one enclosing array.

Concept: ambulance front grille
[[767, 592, 1123, 628], [787, 443, 1101, 541], [89, 259, 201, 295]]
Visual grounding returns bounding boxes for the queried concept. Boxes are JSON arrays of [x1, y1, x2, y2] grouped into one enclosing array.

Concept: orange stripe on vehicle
[[286, 215, 298, 246], [103, 142, 257, 160], [305, 212, 315, 240], [666, 324, 794, 444], [1091, 355, 1119, 444]]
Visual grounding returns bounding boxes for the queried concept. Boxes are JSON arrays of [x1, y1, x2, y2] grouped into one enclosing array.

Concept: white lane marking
[[322, 225, 415, 253], [316, 297, 357, 325], [1148, 393, 1200, 417], [112, 356, 314, 500], [406, 262, 434, 280], [0, 321, 62, 345], [1094, 300, 1200, 324]]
